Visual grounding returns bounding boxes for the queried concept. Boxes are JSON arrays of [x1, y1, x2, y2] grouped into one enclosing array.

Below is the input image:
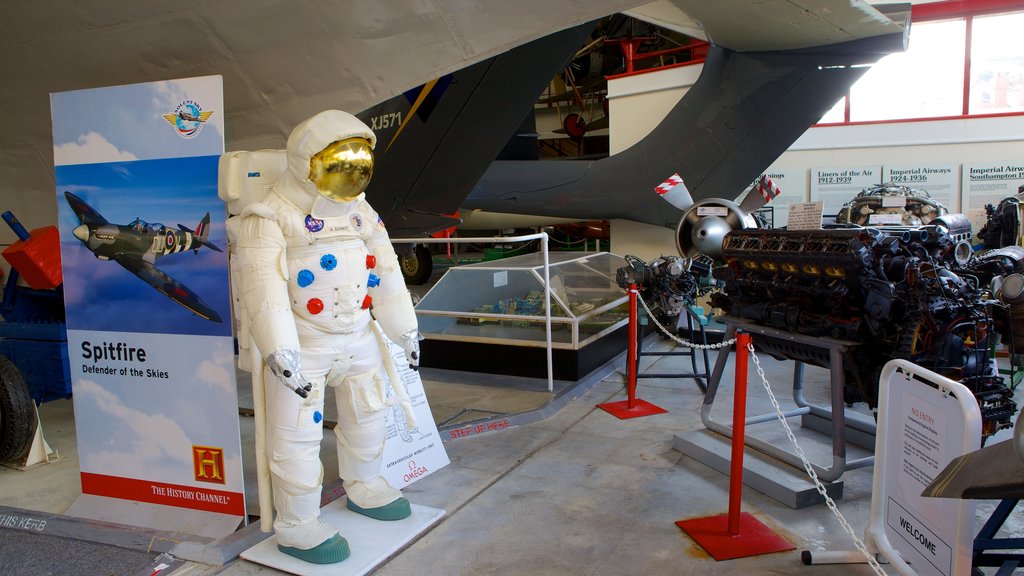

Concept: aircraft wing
[[465, 2, 909, 227], [359, 23, 597, 238], [625, 0, 907, 52], [12, 0, 909, 243], [63, 191, 108, 226], [114, 255, 223, 323]]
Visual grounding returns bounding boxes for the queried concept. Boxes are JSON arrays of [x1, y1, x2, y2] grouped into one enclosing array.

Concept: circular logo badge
[[305, 215, 324, 232], [350, 213, 364, 232], [163, 100, 212, 140]]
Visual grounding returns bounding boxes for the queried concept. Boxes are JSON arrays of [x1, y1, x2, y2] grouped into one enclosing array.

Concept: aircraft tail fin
[[183, 213, 223, 253]]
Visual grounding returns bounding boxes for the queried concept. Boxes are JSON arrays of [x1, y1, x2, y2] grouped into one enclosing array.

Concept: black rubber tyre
[[399, 245, 433, 285], [0, 355, 37, 462]]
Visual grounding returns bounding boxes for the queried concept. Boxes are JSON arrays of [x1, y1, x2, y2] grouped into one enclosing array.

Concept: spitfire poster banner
[[51, 76, 245, 518]]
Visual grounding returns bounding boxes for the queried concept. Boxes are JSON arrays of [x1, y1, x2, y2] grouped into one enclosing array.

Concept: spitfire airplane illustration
[[64, 191, 224, 323]]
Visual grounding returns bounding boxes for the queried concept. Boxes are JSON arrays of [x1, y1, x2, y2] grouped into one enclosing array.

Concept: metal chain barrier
[[747, 342, 887, 575], [630, 289, 736, 350], [632, 286, 886, 574]]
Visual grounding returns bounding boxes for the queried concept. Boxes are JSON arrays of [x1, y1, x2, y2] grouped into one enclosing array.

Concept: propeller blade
[[654, 173, 693, 211], [738, 175, 782, 214]]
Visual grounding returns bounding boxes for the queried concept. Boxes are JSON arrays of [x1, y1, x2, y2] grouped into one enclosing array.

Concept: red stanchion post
[[675, 330, 793, 559], [626, 283, 638, 409], [596, 283, 668, 419], [728, 331, 750, 535]]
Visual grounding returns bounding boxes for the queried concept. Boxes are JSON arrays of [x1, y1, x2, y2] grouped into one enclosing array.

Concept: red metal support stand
[[597, 284, 667, 419], [675, 332, 794, 559]]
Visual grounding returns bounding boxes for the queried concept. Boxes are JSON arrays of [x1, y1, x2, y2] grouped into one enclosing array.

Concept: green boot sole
[[346, 497, 412, 521], [277, 533, 350, 564]]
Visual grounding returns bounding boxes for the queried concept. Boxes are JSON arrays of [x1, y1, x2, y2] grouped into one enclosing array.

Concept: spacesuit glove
[[399, 329, 423, 371], [265, 349, 313, 398]]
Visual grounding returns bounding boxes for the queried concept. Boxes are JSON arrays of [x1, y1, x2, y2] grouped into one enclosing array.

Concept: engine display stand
[[635, 306, 711, 393], [674, 317, 875, 508], [240, 497, 444, 575]]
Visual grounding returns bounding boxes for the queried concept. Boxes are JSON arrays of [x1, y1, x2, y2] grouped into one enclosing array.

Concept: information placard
[[787, 201, 824, 230], [810, 166, 881, 215], [52, 76, 244, 519], [381, 340, 450, 490], [883, 163, 959, 212], [866, 360, 981, 576], [961, 161, 1024, 236]]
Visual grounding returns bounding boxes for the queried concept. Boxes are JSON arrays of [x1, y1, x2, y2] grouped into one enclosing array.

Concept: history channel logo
[[192, 444, 226, 484], [162, 100, 214, 139]]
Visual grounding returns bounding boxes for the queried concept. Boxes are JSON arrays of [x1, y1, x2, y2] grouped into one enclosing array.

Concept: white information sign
[[697, 206, 729, 217], [810, 166, 881, 215], [493, 270, 508, 288], [381, 339, 450, 490], [869, 213, 904, 225], [787, 201, 824, 230], [866, 360, 981, 576], [883, 163, 959, 212], [961, 161, 1024, 237]]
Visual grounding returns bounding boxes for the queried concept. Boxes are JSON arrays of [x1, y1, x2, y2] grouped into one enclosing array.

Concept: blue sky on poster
[[72, 333, 243, 491], [56, 155, 231, 337], [51, 76, 224, 166]]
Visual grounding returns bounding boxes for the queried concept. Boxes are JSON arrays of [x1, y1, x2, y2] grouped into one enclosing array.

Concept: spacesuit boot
[[330, 354, 412, 521]]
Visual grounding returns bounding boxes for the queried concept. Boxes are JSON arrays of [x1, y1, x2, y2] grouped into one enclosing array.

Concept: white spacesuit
[[232, 110, 420, 564]]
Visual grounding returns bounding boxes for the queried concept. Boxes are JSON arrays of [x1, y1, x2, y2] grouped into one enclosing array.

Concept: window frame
[[815, 0, 1024, 126]]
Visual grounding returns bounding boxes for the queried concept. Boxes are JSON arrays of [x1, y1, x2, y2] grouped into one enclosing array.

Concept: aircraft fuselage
[[74, 222, 200, 262]]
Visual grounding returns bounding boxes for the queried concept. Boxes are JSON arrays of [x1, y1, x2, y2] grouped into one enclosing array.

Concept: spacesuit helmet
[[309, 138, 374, 202], [285, 109, 377, 203]]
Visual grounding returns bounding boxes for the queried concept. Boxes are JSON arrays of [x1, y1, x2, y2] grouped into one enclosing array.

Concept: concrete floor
[[1, 334, 1022, 575]]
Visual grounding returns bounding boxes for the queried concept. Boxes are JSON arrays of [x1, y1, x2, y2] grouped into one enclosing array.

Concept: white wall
[[605, 62, 1024, 255], [609, 218, 677, 261], [607, 64, 702, 155]]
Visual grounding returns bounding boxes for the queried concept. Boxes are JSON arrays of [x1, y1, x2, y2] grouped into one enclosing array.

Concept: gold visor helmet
[[308, 137, 374, 202]]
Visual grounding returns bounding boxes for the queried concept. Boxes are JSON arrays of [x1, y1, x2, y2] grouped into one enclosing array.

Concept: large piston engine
[[712, 224, 1017, 437]]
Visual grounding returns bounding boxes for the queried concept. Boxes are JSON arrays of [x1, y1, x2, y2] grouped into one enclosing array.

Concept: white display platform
[[241, 498, 444, 576]]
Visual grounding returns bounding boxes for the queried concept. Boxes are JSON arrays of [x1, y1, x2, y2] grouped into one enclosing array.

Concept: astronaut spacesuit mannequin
[[233, 110, 420, 564]]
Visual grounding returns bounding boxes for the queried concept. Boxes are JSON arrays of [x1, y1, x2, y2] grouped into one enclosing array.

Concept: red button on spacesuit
[[306, 298, 324, 314]]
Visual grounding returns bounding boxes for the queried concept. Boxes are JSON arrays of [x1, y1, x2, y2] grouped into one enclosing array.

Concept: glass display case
[[415, 252, 631, 380]]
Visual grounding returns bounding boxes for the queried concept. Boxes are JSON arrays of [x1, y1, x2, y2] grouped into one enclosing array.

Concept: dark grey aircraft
[[356, 8, 908, 281], [2, 1, 907, 262], [64, 191, 224, 323]]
